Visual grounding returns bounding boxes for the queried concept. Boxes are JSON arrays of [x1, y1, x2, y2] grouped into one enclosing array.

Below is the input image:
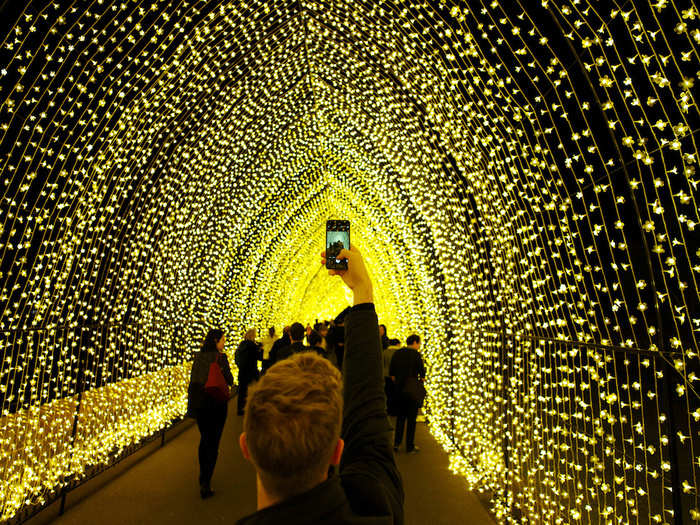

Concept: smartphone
[[326, 220, 350, 270]]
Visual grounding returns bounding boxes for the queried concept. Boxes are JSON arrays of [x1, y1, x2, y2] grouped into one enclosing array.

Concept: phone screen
[[326, 220, 350, 270]]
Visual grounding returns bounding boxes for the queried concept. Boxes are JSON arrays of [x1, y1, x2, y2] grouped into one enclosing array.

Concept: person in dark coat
[[235, 328, 261, 416], [268, 325, 290, 365], [327, 308, 350, 370], [307, 329, 327, 358], [383, 338, 402, 415], [186, 328, 234, 499], [389, 334, 426, 453], [236, 244, 403, 524], [274, 322, 308, 362]]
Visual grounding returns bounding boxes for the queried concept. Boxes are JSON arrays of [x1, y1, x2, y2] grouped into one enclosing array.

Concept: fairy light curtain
[[0, 0, 697, 523]]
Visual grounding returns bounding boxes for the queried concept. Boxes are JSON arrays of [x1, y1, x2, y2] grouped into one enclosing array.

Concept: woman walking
[[187, 329, 233, 499]]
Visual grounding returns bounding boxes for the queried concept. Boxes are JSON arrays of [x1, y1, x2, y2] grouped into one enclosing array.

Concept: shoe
[[200, 486, 215, 499], [407, 446, 420, 454], [393, 446, 399, 453]]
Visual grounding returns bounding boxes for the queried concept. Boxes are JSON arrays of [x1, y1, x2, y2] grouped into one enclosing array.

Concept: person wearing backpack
[[389, 335, 426, 453], [187, 328, 234, 499]]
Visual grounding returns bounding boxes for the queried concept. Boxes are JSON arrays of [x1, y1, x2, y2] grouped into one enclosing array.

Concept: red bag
[[204, 353, 230, 401]]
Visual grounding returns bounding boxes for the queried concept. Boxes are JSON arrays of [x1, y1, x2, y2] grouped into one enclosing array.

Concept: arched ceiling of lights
[[0, 0, 698, 523]]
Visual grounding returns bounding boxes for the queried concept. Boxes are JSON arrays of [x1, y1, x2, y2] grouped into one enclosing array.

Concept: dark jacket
[[327, 324, 346, 368], [236, 304, 404, 524], [389, 348, 425, 392], [269, 333, 290, 363], [309, 345, 328, 359], [235, 339, 261, 380], [186, 351, 234, 417], [274, 341, 308, 363]]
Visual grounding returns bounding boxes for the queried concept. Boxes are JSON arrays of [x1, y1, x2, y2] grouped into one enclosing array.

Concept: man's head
[[406, 334, 421, 350], [240, 352, 344, 501], [289, 322, 305, 343], [307, 330, 322, 348]]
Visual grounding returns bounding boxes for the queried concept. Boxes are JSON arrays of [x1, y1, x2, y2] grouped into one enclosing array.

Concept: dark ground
[[27, 404, 495, 525]]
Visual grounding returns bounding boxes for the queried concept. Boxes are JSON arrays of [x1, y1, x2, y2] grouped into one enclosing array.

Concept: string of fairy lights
[[0, 0, 697, 523]]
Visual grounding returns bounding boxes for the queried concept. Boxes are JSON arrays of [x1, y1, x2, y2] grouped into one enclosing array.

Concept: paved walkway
[[29, 403, 495, 525]]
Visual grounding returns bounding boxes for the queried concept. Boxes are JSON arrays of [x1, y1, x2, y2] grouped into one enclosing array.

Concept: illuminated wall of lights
[[0, 0, 698, 523]]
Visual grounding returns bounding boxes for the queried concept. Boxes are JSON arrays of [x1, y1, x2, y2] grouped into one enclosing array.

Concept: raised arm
[[342, 304, 398, 468], [321, 245, 403, 521]]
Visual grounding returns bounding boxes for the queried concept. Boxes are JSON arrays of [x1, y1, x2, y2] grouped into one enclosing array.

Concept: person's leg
[[406, 401, 420, 452], [237, 378, 248, 415], [197, 407, 216, 489], [394, 400, 406, 448], [394, 415, 405, 447], [207, 402, 228, 483], [196, 413, 207, 486]]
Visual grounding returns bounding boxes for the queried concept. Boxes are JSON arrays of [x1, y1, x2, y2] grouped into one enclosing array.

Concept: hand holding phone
[[321, 243, 374, 305]]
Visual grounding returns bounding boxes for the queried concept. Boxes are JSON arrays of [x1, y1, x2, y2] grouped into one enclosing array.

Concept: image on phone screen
[[326, 220, 350, 270]]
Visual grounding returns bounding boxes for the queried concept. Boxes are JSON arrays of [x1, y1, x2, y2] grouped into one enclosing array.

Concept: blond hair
[[244, 328, 256, 341], [244, 352, 343, 499]]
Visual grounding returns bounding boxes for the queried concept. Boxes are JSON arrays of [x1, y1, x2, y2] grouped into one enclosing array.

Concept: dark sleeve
[[340, 303, 403, 519], [244, 342, 255, 369], [389, 352, 398, 378], [220, 354, 234, 386], [417, 352, 426, 380]]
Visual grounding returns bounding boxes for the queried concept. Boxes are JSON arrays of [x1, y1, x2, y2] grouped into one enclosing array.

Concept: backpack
[[204, 353, 230, 402], [402, 376, 427, 407]]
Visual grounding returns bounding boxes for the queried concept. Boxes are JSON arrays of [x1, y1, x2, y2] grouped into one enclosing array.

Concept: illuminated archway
[[0, 1, 697, 522]]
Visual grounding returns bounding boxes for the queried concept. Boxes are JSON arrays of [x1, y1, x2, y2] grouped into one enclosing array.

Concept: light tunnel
[[0, 0, 698, 523]]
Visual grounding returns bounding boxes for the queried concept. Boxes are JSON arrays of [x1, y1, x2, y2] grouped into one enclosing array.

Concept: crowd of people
[[186, 245, 426, 524]]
